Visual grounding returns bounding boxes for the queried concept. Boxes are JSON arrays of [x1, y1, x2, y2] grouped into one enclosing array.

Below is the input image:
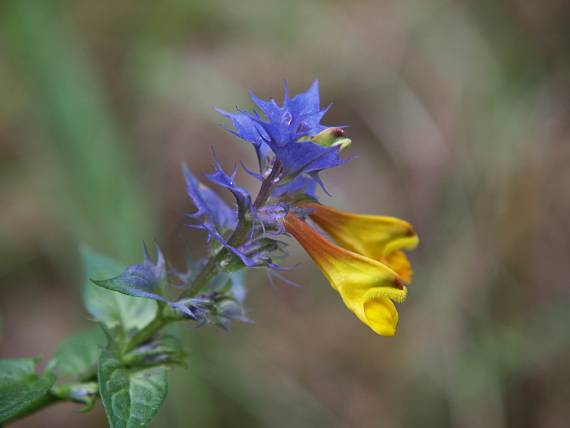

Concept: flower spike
[[91, 81, 420, 342]]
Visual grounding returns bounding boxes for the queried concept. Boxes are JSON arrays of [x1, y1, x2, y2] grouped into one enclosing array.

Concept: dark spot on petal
[[394, 277, 405, 289], [331, 128, 344, 137]]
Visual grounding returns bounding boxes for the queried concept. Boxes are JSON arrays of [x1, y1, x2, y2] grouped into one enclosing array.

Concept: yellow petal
[[384, 250, 413, 283], [338, 289, 401, 336], [284, 213, 405, 336], [362, 296, 398, 336], [304, 203, 419, 281]]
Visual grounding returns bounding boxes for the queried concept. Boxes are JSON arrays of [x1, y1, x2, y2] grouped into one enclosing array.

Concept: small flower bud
[[51, 382, 99, 412], [311, 128, 351, 150]]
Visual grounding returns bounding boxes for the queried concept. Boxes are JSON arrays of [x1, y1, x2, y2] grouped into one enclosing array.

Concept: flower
[[217, 80, 346, 190], [283, 206, 418, 336], [303, 202, 419, 283]]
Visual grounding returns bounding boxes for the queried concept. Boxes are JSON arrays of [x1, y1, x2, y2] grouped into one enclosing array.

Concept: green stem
[[181, 248, 227, 298], [125, 308, 179, 353]]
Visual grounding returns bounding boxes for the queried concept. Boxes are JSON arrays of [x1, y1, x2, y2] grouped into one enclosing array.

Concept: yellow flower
[[303, 202, 419, 283], [283, 212, 416, 336]]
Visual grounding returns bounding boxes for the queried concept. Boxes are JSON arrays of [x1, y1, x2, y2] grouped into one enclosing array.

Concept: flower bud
[[311, 128, 351, 150]]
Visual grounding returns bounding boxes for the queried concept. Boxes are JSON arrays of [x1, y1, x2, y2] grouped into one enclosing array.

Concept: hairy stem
[[181, 249, 227, 298], [125, 306, 180, 353], [253, 160, 282, 209]]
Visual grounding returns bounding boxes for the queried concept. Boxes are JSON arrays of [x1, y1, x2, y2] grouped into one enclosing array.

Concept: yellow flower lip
[[283, 212, 411, 336]]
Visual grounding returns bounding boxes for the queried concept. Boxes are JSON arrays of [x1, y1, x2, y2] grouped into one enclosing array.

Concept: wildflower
[[303, 202, 418, 283], [92, 81, 419, 336], [283, 206, 418, 336]]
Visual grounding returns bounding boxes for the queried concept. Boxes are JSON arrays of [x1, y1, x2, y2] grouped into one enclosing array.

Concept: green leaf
[[81, 246, 157, 333], [98, 349, 168, 428], [46, 327, 105, 380], [0, 358, 56, 423], [91, 244, 166, 302]]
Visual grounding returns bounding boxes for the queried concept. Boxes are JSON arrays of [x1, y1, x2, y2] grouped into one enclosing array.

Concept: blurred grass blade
[[0, 0, 154, 258]]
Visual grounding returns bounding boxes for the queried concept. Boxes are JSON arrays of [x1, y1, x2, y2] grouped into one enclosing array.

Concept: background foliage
[[1, 0, 569, 427]]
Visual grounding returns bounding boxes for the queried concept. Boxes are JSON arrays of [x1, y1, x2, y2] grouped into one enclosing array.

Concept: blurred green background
[[1, 0, 570, 427]]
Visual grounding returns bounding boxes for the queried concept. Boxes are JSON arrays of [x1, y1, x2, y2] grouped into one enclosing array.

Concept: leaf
[[81, 246, 158, 333], [98, 349, 168, 428], [0, 358, 56, 423], [91, 249, 165, 302], [46, 327, 105, 380]]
